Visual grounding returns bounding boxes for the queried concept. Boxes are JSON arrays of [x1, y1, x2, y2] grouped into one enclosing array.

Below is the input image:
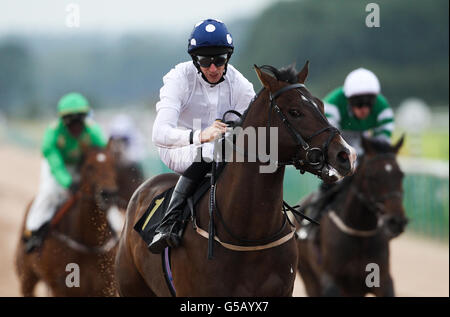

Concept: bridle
[[224, 78, 340, 178], [267, 82, 340, 175]]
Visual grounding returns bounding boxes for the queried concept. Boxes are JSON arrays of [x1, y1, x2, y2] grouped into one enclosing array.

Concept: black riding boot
[[24, 222, 50, 253], [148, 176, 197, 253]]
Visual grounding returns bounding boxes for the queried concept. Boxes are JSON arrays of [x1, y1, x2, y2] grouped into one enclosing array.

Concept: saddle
[[133, 174, 214, 247]]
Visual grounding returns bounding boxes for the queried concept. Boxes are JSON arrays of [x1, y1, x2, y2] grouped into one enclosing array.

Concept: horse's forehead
[[384, 163, 393, 172], [86, 151, 111, 165], [368, 157, 401, 175], [96, 152, 107, 163]]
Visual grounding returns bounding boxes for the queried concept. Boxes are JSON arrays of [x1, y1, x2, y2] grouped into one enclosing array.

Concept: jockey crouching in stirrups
[[23, 93, 107, 253], [148, 19, 255, 253]]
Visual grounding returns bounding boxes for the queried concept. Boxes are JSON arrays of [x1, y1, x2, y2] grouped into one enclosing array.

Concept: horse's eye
[[289, 109, 301, 118]]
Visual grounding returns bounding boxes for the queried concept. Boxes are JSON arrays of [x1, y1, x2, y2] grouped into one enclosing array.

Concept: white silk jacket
[[152, 61, 255, 173]]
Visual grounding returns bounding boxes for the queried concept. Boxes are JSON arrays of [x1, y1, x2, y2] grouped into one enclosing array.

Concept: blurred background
[[0, 0, 448, 296]]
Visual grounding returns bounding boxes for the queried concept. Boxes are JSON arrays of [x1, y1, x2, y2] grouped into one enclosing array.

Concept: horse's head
[[108, 136, 127, 165], [79, 141, 118, 211], [355, 135, 408, 238], [248, 62, 356, 181]]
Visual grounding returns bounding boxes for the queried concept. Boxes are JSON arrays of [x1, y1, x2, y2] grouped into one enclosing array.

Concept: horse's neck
[[59, 187, 111, 246], [337, 183, 379, 231], [214, 162, 286, 241], [211, 91, 287, 240]]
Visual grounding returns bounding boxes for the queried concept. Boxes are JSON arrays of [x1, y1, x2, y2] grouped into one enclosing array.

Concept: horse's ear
[[393, 134, 405, 153], [254, 64, 277, 91], [297, 61, 309, 84]]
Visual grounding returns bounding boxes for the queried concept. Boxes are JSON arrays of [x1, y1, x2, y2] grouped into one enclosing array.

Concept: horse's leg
[[297, 247, 322, 296], [16, 252, 40, 297], [320, 273, 341, 297], [15, 217, 40, 297], [115, 238, 156, 297], [18, 267, 40, 297]]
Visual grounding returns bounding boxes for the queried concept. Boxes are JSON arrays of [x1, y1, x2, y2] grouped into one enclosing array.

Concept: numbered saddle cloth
[[133, 176, 213, 246]]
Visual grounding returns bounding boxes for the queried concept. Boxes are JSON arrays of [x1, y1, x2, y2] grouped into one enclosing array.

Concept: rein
[[327, 210, 382, 238], [200, 80, 335, 256], [51, 231, 118, 254]]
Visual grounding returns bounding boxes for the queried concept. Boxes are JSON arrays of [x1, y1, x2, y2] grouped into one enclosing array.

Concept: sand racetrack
[[0, 142, 448, 297]]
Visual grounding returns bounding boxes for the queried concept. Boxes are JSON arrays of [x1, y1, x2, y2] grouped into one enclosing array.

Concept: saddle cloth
[[133, 175, 212, 247]]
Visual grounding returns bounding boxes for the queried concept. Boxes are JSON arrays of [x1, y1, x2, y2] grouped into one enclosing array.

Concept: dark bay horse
[[296, 136, 408, 297], [15, 143, 120, 296], [108, 136, 145, 210], [115, 62, 356, 296]]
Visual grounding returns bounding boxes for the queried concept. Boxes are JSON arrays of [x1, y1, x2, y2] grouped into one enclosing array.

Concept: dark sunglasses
[[63, 113, 86, 125], [197, 54, 228, 68], [349, 94, 376, 109]]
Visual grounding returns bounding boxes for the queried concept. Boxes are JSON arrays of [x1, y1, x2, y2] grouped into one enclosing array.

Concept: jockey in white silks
[[148, 19, 255, 253], [109, 114, 146, 165]]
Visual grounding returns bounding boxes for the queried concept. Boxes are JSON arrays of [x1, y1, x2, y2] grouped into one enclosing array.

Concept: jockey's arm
[[42, 128, 72, 188], [152, 68, 201, 149], [372, 94, 395, 141]]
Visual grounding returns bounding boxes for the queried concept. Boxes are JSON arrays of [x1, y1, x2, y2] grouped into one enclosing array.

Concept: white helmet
[[109, 114, 136, 139], [343, 68, 380, 98]]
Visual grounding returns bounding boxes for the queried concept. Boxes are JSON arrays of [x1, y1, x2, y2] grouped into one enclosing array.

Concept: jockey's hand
[[69, 182, 79, 194], [200, 121, 228, 143]]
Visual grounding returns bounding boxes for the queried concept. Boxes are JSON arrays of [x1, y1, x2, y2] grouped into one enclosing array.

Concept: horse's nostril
[[337, 150, 349, 163]]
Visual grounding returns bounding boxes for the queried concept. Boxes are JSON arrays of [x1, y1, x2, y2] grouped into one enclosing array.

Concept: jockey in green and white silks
[[24, 92, 107, 252], [324, 68, 394, 155]]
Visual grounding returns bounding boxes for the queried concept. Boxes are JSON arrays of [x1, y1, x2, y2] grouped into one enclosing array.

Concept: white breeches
[[157, 142, 215, 174], [26, 160, 78, 231]]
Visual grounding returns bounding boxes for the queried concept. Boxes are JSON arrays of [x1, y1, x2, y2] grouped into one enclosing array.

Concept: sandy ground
[[0, 142, 448, 297]]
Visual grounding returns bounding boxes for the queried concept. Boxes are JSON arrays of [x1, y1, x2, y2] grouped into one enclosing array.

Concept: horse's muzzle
[[383, 215, 408, 239]]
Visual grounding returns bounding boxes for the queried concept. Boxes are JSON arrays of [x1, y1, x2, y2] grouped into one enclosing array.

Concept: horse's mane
[[235, 64, 298, 125], [259, 64, 298, 84]]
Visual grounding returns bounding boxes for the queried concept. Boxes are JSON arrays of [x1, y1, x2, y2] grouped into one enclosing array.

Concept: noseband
[[267, 83, 340, 175]]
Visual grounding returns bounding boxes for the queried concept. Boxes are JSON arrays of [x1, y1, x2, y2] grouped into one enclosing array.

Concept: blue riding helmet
[[188, 19, 234, 57], [188, 19, 234, 83]]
